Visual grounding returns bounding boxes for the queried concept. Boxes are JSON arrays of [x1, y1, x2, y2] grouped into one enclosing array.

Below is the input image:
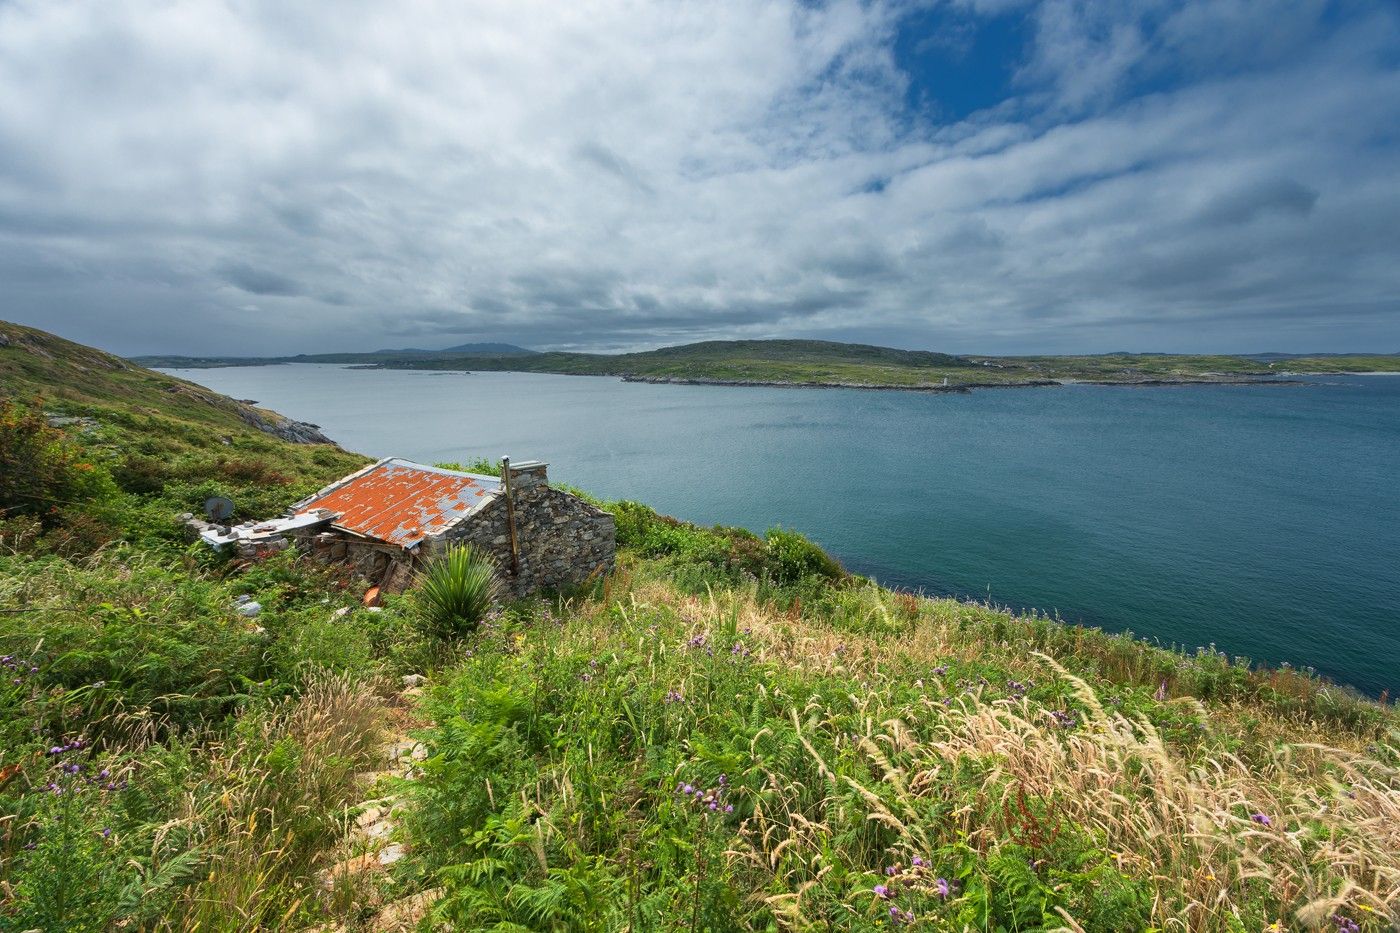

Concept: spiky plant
[[415, 544, 500, 638]]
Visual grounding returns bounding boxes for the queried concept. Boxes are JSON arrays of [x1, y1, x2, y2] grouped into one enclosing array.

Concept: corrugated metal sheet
[[295, 458, 500, 548]]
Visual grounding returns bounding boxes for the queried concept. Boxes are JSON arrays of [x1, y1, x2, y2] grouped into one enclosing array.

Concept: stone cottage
[[198, 457, 615, 597]]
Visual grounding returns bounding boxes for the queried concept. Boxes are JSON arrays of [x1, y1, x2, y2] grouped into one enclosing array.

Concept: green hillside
[[136, 336, 1400, 388], [3, 323, 1397, 931], [1, 319, 368, 522]]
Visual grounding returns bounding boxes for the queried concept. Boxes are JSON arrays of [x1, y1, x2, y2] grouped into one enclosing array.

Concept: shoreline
[[619, 373, 1306, 392]]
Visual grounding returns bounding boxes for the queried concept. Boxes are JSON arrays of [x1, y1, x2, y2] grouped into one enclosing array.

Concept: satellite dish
[[204, 497, 235, 522]]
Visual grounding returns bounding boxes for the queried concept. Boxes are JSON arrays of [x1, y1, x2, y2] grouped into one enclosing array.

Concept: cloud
[[0, 0, 1397, 356], [219, 262, 304, 297]]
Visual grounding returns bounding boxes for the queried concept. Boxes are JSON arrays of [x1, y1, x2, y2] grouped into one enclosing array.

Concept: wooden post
[[501, 456, 521, 576]]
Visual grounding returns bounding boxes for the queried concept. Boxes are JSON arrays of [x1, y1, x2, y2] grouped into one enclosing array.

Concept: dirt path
[[314, 675, 440, 932]]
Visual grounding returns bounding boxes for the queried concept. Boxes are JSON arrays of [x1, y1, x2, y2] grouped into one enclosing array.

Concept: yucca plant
[[415, 544, 500, 639]]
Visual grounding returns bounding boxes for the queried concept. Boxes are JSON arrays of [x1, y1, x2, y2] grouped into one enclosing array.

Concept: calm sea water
[[167, 365, 1400, 697]]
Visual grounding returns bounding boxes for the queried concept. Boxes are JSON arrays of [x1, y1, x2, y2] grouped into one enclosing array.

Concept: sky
[[1, 0, 1398, 357]]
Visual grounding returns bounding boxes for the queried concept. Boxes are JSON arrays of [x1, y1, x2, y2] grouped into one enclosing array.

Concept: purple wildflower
[[1250, 813, 1272, 827], [910, 856, 924, 867], [873, 884, 891, 900], [934, 877, 950, 899]]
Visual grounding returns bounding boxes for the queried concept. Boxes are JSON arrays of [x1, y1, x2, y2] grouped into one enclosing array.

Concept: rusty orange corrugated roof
[[295, 459, 501, 548]]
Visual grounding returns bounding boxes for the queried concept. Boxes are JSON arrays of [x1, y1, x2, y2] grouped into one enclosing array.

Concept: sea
[[164, 365, 1400, 697]]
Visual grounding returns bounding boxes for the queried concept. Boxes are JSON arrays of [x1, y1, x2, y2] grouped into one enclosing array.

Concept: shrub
[[415, 544, 500, 639], [764, 526, 844, 584], [0, 400, 121, 532]]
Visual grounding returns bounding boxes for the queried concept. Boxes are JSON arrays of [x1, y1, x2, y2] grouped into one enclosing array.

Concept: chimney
[[505, 459, 549, 490]]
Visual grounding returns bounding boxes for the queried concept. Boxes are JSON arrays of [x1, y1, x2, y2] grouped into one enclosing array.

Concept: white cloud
[[0, 0, 1397, 355]]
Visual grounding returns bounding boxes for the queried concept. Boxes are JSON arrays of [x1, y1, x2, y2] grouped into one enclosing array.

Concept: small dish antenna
[[204, 496, 235, 522]]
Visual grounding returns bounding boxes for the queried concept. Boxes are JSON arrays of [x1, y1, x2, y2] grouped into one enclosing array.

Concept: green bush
[[415, 544, 501, 639], [763, 526, 844, 584], [0, 401, 122, 548]]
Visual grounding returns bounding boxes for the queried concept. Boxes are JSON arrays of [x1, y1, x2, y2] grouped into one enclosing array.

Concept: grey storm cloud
[[220, 262, 304, 297], [0, 0, 1398, 356]]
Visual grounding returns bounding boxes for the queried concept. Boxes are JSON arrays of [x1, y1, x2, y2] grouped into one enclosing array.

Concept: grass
[[403, 561, 1400, 931], [3, 321, 1397, 931]]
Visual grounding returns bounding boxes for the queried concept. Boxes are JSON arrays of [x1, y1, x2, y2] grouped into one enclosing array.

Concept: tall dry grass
[[145, 674, 389, 931]]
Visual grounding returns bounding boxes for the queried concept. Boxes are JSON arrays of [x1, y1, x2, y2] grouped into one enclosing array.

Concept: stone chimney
[[505, 459, 549, 490]]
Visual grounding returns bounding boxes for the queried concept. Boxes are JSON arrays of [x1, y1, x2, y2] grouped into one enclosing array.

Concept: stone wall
[[434, 484, 615, 597], [290, 530, 417, 593]]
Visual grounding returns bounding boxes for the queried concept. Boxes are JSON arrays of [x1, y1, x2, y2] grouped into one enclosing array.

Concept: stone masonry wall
[[289, 530, 418, 593], [436, 485, 615, 597]]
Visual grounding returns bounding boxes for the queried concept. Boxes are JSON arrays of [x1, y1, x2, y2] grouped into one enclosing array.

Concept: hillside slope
[[2, 319, 368, 522], [2, 324, 1397, 931]]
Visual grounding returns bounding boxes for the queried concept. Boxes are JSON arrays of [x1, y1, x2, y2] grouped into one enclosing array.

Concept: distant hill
[[372, 342, 536, 355], [129, 336, 1400, 385], [133, 341, 535, 369], [1246, 351, 1400, 361]]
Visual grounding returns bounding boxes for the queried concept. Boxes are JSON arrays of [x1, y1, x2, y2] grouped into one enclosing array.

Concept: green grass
[[3, 321, 1398, 931], [401, 555, 1399, 931]]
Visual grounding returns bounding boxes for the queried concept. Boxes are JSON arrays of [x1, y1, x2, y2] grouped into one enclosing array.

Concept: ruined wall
[[435, 485, 615, 597], [290, 530, 417, 593]]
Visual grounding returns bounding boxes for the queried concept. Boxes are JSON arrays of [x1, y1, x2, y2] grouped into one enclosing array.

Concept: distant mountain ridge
[[128, 337, 1400, 385], [372, 342, 536, 355]]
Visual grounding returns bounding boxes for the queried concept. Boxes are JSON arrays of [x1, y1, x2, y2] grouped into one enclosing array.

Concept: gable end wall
[[435, 486, 615, 596]]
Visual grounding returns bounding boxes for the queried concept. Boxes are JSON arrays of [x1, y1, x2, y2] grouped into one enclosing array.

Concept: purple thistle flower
[[1250, 813, 1272, 827], [100, 827, 111, 838], [885, 865, 899, 876], [873, 884, 891, 899], [910, 856, 924, 867], [935, 877, 950, 899], [682, 784, 694, 795], [724, 804, 733, 813]]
